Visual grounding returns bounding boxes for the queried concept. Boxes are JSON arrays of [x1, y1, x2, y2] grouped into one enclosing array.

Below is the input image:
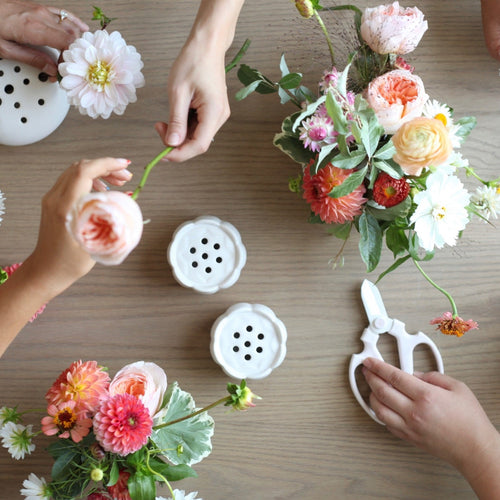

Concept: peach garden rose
[[392, 117, 453, 176], [360, 1, 428, 55], [366, 69, 428, 135], [66, 191, 143, 265], [109, 361, 167, 418]]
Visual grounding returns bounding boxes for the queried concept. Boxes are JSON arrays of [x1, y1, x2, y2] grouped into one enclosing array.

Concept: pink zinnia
[[3, 262, 46, 321], [302, 162, 367, 223], [41, 400, 92, 443], [430, 312, 478, 338], [107, 470, 131, 500], [45, 360, 110, 415], [93, 393, 153, 456], [299, 113, 337, 153]]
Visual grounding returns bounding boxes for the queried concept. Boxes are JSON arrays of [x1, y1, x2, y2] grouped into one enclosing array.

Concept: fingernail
[[413, 371, 424, 377], [116, 158, 131, 166], [167, 133, 181, 146], [42, 64, 55, 77]]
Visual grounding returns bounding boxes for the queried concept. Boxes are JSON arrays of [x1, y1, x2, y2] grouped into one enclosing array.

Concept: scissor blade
[[361, 280, 389, 323]]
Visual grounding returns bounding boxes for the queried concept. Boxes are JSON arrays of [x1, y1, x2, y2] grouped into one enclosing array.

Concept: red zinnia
[[93, 393, 153, 456], [372, 172, 410, 208], [302, 162, 366, 223], [430, 312, 478, 337]]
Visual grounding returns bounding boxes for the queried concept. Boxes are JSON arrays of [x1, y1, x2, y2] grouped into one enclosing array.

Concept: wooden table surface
[[1, 1, 499, 498]]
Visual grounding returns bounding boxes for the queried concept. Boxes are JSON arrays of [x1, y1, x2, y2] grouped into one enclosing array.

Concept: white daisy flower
[[59, 30, 145, 119], [422, 99, 461, 148], [156, 491, 202, 500], [410, 170, 470, 251], [0, 190, 5, 225], [0, 421, 35, 459], [471, 185, 500, 221], [20, 473, 51, 500], [0, 406, 21, 426], [435, 151, 469, 175]]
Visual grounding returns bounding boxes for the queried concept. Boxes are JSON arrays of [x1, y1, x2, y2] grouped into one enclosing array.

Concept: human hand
[[481, 0, 500, 60], [154, 39, 230, 162], [0, 0, 88, 77], [26, 158, 133, 298]]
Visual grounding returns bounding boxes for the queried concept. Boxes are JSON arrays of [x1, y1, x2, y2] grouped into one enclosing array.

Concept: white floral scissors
[[349, 279, 444, 425]]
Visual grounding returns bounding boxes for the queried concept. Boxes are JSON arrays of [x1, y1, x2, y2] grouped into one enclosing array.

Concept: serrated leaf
[[328, 165, 367, 198], [358, 109, 384, 158], [358, 212, 382, 272], [279, 73, 303, 89], [152, 382, 214, 466], [372, 158, 404, 179]]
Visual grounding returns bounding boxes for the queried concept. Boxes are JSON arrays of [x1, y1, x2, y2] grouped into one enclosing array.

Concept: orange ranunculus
[[360, 1, 428, 55], [66, 191, 143, 265], [366, 69, 427, 135], [392, 117, 452, 176]]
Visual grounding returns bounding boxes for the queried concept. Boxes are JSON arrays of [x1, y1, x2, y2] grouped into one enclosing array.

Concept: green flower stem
[[146, 449, 174, 498], [153, 396, 231, 431], [314, 10, 335, 66], [412, 259, 458, 317], [131, 146, 174, 200], [225, 38, 251, 73]]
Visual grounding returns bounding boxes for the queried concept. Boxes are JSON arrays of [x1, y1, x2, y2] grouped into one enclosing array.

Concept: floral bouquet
[[0, 360, 258, 500], [236, 0, 500, 336]]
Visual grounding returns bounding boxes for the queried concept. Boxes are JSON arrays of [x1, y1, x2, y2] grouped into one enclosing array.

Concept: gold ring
[[58, 10, 68, 23]]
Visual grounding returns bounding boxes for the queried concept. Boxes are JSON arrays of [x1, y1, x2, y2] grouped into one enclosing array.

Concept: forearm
[[0, 256, 60, 357], [188, 0, 245, 53]]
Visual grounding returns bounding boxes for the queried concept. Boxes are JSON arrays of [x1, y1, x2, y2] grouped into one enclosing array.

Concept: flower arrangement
[[58, 7, 145, 119], [0, 360, 258, 500], [236, 0, 500, 336]]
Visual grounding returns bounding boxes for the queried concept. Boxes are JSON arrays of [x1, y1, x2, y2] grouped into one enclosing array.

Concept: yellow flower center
[[54, 407, 77, 430], [87, 60, 112, 91], [432, 205, 447, 220], [434, 113, 448, 126]]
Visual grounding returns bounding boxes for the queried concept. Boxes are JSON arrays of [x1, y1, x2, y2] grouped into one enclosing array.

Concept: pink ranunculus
[[66, 191, 143, 265], [109, 361, 167, 418], [360, 1, 428, 55], [366, 69, 428, 135]]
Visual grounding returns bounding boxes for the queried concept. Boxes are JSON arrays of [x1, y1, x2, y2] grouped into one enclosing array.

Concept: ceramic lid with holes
[[0, 48, 70, 146], [167, 215, 247, 294], [210, 303, 287, 380]]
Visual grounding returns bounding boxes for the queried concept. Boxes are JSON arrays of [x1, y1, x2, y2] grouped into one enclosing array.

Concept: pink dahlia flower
[[93, 393, 153, 456], [59, 30, 145, 119], [41, 400, 92, 443], [302, 163, 366, 224], [3, 263, 46, 321], [45, 360, 110, 415]]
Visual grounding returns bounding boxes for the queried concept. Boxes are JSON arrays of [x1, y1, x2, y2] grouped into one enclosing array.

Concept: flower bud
[[226, 380, 261, 411], [295, 0, 315, 19], [90, 467, 104, 482]]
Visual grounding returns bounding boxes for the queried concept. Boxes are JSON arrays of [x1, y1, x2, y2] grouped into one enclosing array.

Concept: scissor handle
[[349, 338, 385, 425], [390, 319, 444, 375]]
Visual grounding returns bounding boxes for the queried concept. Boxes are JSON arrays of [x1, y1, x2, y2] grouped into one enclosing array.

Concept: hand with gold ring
[[0, 0, 88, 78]]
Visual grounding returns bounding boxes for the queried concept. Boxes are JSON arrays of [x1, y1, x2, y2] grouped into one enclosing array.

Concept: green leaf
[[357, 108, 384, 158], [279, 53, 289, 77], [51, 450, 79, 481], [366, 196, 411, 222], [358, 212, 382, 272], [330, 148, 366, 170], [278, 86, 291, 105], [273, 132, 315, 165], [315, 143, 339, 173], [328, 166, 367, 198], [292, 95, 326, 131], [279, 73, 303, 90], [372, 158, 404, 179], [373, 139, 396, 160], [236, 64, 276, 94], [128, 472, 156, 500], [408, 233, 434, 261], [0, 268, 7, 285], [325, 91, 348, 134], [107, 460, 120, 487], [327, 222, 352, 239], [152, 382, 214, 466], [385, 225, 409, 256], [149, 458, 198, 482], [235, 80, 262, 100], [376, 254, 411, 282], [455, 116, 477, 141], [336, 63, 352, 98]]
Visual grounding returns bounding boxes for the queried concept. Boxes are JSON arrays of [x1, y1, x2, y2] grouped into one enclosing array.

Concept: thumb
[[481, 0, 500, 60]]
